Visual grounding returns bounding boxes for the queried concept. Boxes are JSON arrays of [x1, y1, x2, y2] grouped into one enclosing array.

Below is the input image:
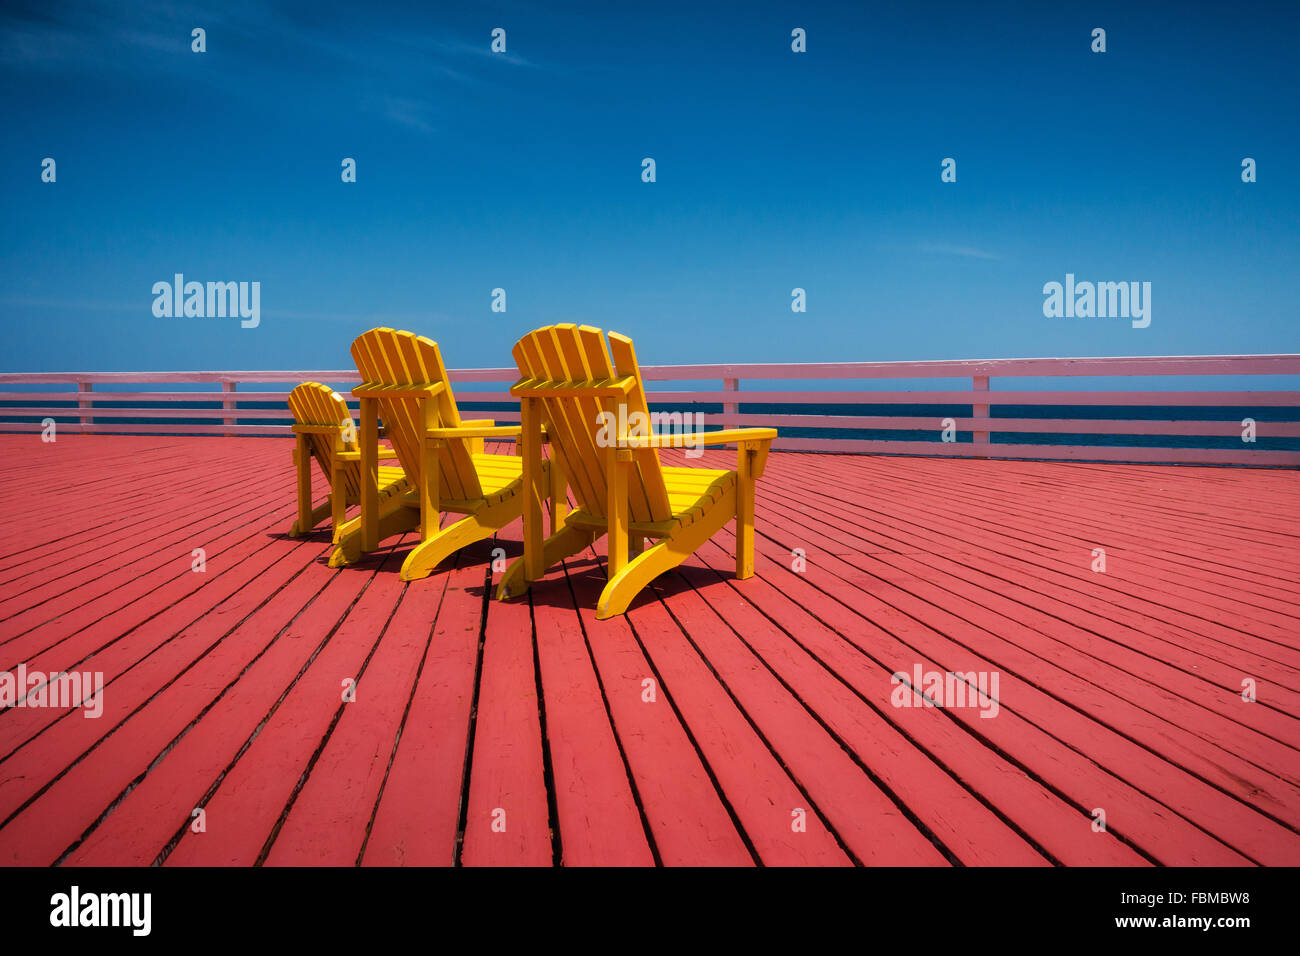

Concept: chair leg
[[596, 538, 682, 620], [521, 399, 546, 583], [360, 397, 380, 553], [330, 498, 420, 567], [292, 500, 332, 535], [549, 458, 568, 535], [497, 523, 594, 600], [596, 487, 736, 620], [606, 451, 630, 579], [291, 435, 314, 537], [331, 462, 348, 543], [400, 503, 508, 581], [736, 447, 756, 579]]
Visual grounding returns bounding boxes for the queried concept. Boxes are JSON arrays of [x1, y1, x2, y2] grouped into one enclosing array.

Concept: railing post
[[222, 380, 237, 436], [972, 374, 989, 456], [77, 381, 92, 433], [722, 377, 739, 430]]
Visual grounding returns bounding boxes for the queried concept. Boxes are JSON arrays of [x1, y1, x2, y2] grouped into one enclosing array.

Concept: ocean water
[[4, 399, 1297, 455], [730, 401, 1300, 452]]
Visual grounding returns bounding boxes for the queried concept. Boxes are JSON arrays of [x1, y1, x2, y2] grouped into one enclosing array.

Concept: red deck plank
[[622, 574, 859, 866], [733, 533, 1294, 861], [262, 559, 455, 866], [527, 569, 656, 866], [749, 489, 1300, 774], [566, 567, 756, 865], [58, 547, 392, 867], [459, 554, 552, 867], [648, 569, 1048, 866], [670, 555, 1147, 866], [360, 562, 485, 866], [163, 544, 413, 865], [0, 536, 316, 788], [0, 434, 1296, 867], [0, 547, 345, 864]]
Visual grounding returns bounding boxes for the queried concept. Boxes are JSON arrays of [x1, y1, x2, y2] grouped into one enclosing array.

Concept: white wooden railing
[[2, 354, 1298, 466]]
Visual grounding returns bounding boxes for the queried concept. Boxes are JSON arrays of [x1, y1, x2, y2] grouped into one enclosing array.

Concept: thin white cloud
[[382, 97, 437, 134], [916, 242, 1001, 260], [0, 1, 544, 133], [0, 294, 139, 313]]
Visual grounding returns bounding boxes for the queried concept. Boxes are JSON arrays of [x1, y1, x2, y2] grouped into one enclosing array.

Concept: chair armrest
[[458, 418, 496, 428], [353, 382, 447, 399], [511, 376, 637, 399], [425, 425, 523, 440], [623, 428, 777, 448], [336, 444, 401, 462]]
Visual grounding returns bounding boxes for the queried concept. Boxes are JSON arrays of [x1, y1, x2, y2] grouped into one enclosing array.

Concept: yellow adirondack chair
[[329, 328, 559, 581], [497, 324, 777, 619], [287, 382, 409, 542]]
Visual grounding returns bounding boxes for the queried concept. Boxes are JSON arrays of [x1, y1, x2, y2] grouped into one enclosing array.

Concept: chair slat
[[541, 326, 608, 516], [288, 382, 359, 496], [350, 328, 482, 502], [607, 332, 672, 522]]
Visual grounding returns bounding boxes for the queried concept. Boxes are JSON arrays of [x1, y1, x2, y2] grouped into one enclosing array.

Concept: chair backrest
[[288, 382, 360, 496], [513, 324, 672, 524], [349, 328, 484, 501]]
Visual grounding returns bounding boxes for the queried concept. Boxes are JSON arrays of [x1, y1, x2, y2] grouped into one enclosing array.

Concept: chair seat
[[385, 454, 528, 510], [469, 452, 523, 495], [565, 466, 735, 536], [339, 465, 408, 500], [470, 452, 551, 496], [661, 466, 735, 527]]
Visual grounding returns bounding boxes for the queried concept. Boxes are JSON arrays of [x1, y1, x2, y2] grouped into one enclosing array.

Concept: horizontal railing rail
[[2, 354, 1298, 466]]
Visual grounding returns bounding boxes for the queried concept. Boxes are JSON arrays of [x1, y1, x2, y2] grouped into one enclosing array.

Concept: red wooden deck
[[0, 434, 1297, 867]]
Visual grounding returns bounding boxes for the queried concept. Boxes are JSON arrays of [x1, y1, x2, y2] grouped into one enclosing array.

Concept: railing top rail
[[2, 354, 1298, 386], [637, 354, 1300, 379]]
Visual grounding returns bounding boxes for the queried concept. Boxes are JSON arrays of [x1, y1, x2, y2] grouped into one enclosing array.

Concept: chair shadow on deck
[[265, 523, 434, 573], [461, 533, 706, 616], [275, 502, 731, 608]]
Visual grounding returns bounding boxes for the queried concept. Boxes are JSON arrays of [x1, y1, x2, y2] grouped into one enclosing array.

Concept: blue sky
[[1, 0, 1297, 372]]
